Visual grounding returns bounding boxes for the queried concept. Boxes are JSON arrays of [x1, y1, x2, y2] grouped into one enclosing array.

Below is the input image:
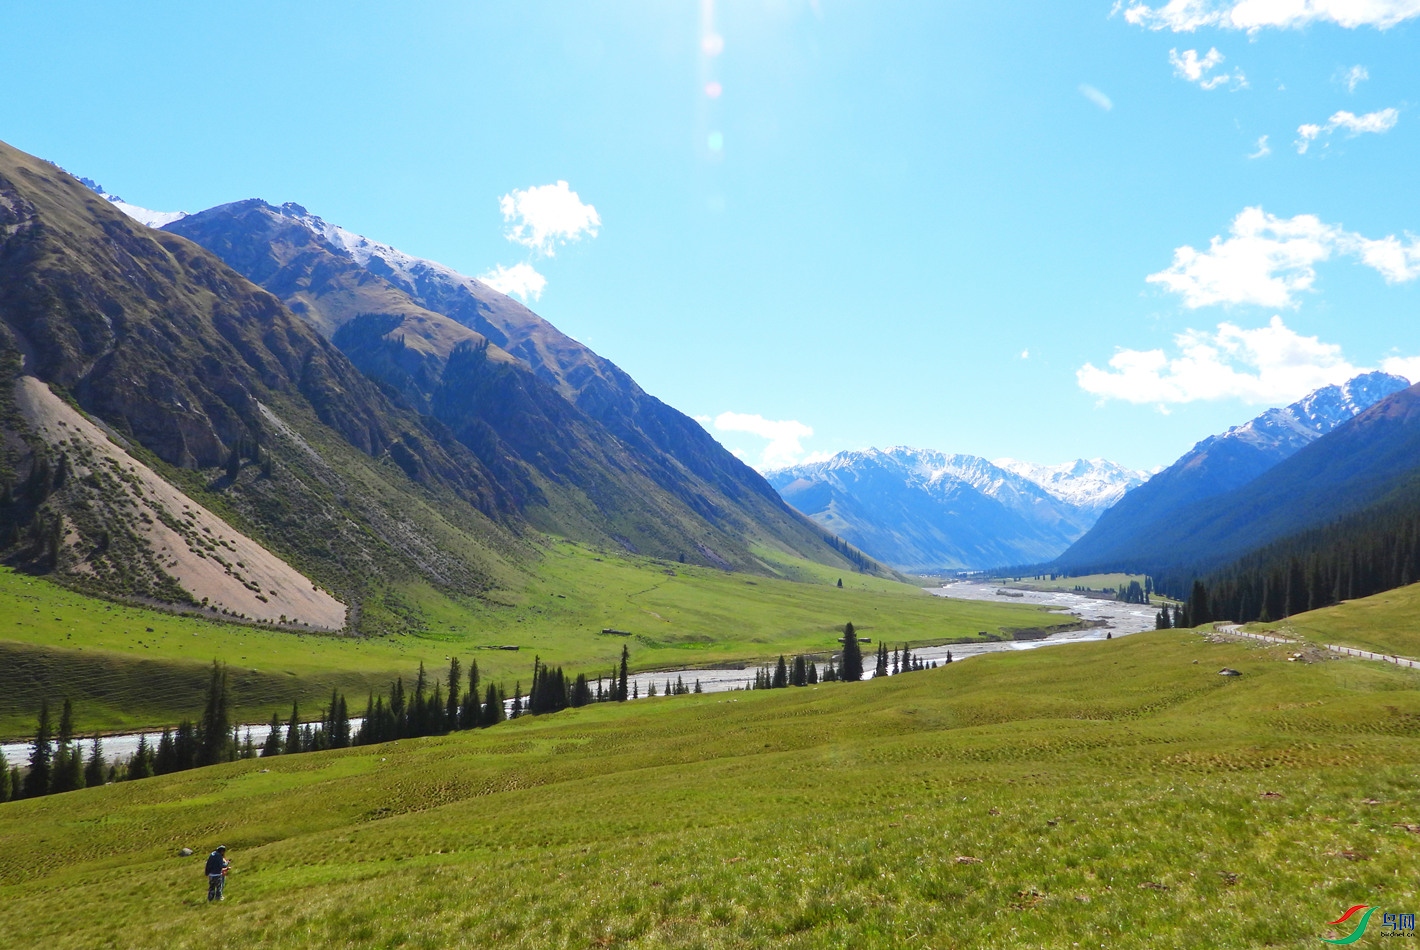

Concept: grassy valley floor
[[0, 543, 1055, 737], [2, 628, 1417, 948]]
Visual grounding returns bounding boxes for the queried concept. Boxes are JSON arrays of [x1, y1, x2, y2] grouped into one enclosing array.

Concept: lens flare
[[707, 131, 724, 151], [704, 81, 722, 99], [701, 33, 724, 56]]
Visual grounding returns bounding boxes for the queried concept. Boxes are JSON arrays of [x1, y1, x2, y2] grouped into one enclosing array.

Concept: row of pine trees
[[4, 625, 948, 800]]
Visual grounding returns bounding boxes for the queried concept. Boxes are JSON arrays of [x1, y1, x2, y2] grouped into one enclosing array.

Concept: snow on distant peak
[[994, 457, 1149, 510], [264, 202, 521, 301], [78, 177, 187, 229], [1220, 371, 1409, 451]]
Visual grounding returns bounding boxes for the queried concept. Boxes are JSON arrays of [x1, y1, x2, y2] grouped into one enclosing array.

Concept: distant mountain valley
[[767, 449, 1147, 572]]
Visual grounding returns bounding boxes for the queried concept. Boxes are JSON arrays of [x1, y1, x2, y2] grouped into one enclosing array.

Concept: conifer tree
[[791, 655, 808, 687], [198, 662, 233, 766], [84, 736, 106, 787], [618, 645, 630, 702], [154, 727, 176, 775], [892, 648, 900, 675], [773, 656, 788, 689], [26, 699, 53, 797], [808, 661, 819, 684], [874, 642, 888, 678], [457, 664, 477, 728], [333, 694, 351, 748], [446, 657, 462, 730], [51, 698, 83, 793], [174, 719, 197, 770], [284, 702, 301, 754], [128, 734, 155, 780], [0, 748, 8, 803], [840, 623, 863, 682], [510, 683, 523, 719], [571, 674, 593, 707], [694, 678, 703, 693], [481, 683, 505, 727], [261, 711, 284, 756]]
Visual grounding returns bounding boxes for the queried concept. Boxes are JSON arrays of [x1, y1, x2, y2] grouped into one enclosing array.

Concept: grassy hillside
[[1256, 579, 1420, 659], [2, 629, 1416, 948], [0, 549, 1053, 737]]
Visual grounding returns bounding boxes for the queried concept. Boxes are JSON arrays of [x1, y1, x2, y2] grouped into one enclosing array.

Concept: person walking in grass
[[205, 845, 230, 902]]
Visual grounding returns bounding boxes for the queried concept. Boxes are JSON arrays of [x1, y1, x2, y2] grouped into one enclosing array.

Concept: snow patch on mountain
[[77, 177, 187, 229], [1199, 371, 1409, 457], [994, 458, 1150, 512], [264, 202, 488, 297]]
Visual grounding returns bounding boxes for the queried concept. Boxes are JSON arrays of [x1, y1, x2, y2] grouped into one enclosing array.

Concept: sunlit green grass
[[0, 543, 1054, 736], [1254, 580, 1420, 660], [3, 629, 1416, 948]]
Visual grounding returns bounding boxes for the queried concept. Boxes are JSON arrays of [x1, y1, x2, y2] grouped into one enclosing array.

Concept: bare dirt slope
[[15, 376, 347, 630]]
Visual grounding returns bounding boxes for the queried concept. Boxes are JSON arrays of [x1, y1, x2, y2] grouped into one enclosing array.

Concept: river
[[2, 582, 1157, 766]]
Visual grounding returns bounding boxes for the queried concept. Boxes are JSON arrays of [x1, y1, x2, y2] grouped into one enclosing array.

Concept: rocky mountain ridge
[[1056, 371, 1412, 573]]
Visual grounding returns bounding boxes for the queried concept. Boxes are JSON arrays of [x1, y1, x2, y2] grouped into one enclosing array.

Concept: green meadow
[[0, 542, 1054, 737], [2, 627, 1416, 948], [1255, 581, 1420, 660], [993, 572, 1171, 600]]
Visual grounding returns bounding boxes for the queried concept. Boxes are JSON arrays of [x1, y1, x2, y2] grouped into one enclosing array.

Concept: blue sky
[[5, 1, 1419, 471]]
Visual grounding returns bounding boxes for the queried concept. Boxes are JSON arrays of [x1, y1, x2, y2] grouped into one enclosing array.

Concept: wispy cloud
[[704, 412, 820, 470], [1145, 206, 1420, 309], [1119, 0, 1420, 31], [1341, 64, 1370, 92], [1169, 47, 1246, 89], [1079, 84, 1114, 111], [499, 181, 601, 257], [1077, 316, 1416, 406], [1248, 135, 1271, 159], [478, 262, 547, 302], [1296, 108, 1399, 154]]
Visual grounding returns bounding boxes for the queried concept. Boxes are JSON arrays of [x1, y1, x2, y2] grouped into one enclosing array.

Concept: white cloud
[[1342, 64, 1370, 92], [1146, 206, 1420, 308], [1077, 316, 1369, 405], [710, 412, 816, 470], [498, 181, 600, 257], [1079, 84, 1114, 111], [478, 262, 548, 301], [1381, 356, 1420, 383], [1120, 0, 1420, 31], [1296, 107, 1399, 153], [1248, 134, 1272, 158], [1169, 47, 1246, 89]]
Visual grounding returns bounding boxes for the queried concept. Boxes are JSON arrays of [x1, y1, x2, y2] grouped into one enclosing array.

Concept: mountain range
[[767, 449, 1146, 572], [1056, 371, 1412, 575], [0, 140, 881, 634]]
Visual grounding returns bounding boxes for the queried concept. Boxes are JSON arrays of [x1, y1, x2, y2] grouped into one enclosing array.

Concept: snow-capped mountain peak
[[994, 457, 1150, 512], [1210, 371, 1410, 455], [77, 177, 187, 229]]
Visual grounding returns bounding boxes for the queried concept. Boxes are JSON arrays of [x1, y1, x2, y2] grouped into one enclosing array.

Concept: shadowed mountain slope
[[165, 199, 864, 575], [1063, 379, 1420, 578], [0, 140, 554, 626], [1056, 372, 1410, 574]]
